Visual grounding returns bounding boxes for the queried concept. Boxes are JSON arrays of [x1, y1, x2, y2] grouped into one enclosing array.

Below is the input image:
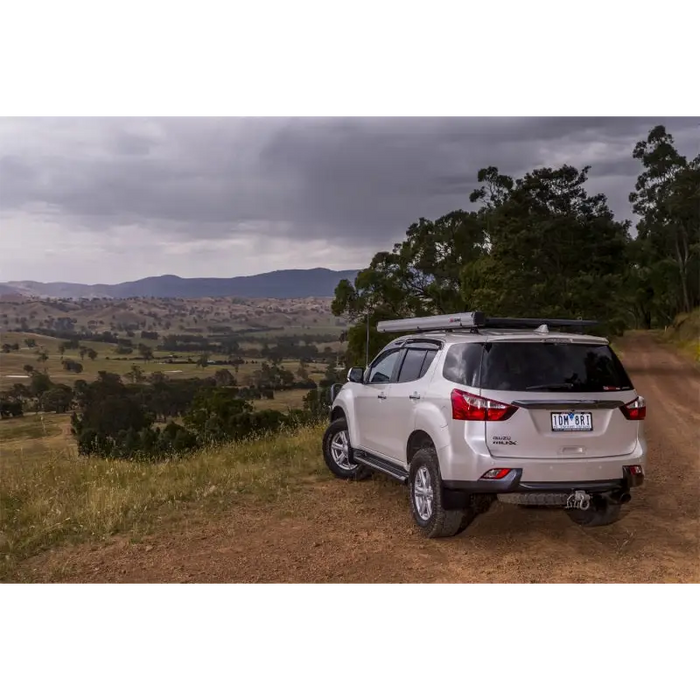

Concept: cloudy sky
[[0, 117, 698, 284]]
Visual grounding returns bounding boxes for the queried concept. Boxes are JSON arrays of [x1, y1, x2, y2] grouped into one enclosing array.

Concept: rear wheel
[[322, 418, 371, 481], [409, 448, 478, 538], [566, 496, 622, 527]]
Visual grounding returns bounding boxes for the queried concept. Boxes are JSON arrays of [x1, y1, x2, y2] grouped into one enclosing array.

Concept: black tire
[[566, 496, 622, 527], [408, 447, 478, 538], [322, 418, 371, 481]]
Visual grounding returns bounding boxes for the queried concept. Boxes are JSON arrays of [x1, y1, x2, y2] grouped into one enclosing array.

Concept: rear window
[[443, 342, 633, 392]]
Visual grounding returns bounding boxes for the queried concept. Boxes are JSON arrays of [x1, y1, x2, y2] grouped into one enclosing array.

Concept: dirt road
[[18, 333, 700, 583]]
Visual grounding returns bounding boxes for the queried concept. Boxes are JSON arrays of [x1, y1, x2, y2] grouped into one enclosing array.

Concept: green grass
[[0, 423, 328, 580]]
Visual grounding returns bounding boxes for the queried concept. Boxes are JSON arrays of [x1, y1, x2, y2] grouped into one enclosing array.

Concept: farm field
[[0, 295, 347, 390], [2, 332, 698, 583]]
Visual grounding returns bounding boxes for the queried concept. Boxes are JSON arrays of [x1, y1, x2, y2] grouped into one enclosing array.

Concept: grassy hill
[[0, 422, 327, 580]]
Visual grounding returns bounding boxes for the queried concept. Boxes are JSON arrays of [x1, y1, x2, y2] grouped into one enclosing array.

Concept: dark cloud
[[0, 117, 698, 281]]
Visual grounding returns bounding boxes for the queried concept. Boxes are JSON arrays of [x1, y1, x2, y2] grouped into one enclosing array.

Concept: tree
[[332, 210, 489, 364], [0, 395, 23, 419], [1, 344, 12, 353], [297, 360, 310, 382], [79, 346, 88, 360], [183, 389, 257, 443], [62, 359, 84, 373], [30, 371, 53, 397], [24, 338, 37, 348], [333, 162, 632, 363], [138, 343, 154, 361], [22, 364, 34, 374], [124, 364, 144, 384], [41, 385, 73, 413], [71, 373, 154, 456], [87, 348, 98, 361], [196, 353, 210, 368], [36, 349, 49, 364], [213, 368, 236, 387], [302, 387, 331, 420], [466, 164, 630, 331], [629, 125, 700, 320]]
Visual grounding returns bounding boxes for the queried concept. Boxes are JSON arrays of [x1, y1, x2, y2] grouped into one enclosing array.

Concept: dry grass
[[0, 423, 328, 579], [661, 309, 700, 363], [0, 414, 75, 463], [252, 388, 310, 411]]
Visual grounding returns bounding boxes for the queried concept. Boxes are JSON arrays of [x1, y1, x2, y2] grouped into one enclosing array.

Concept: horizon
[[1, 117, 698, 285], [1, 266, 358, 287]]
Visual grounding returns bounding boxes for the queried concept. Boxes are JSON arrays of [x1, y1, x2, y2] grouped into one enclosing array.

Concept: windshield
[[443, 341, 633, 392]]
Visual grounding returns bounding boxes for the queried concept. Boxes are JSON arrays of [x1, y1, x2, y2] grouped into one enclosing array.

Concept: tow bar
[[566, 490, 591, 510]]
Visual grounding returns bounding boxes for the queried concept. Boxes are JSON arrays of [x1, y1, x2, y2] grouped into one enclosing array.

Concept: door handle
[[409, 392, 421, 400], [377, 392, 387, 400]]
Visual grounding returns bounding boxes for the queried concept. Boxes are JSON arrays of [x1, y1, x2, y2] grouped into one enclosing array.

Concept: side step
[[353, 451, 409, 483]]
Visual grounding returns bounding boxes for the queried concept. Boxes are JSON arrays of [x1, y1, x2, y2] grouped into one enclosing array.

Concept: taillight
[[480, 468, 512, 479], [451, 389, 518, 421], [620, 396, 646, 420]]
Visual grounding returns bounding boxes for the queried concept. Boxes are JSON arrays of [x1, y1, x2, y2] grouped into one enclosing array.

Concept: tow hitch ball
[[566, 490, 591, 511]]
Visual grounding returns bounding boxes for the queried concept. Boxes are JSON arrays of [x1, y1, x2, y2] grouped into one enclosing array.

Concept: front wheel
[[409, 448, 477, 538], [322, 418, 371, 481]]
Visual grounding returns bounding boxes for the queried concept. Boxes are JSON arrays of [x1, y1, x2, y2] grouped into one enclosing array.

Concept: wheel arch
[[330, 393, 361, 446], [330, 406, 346, 422], [406, 429, 436, 466]]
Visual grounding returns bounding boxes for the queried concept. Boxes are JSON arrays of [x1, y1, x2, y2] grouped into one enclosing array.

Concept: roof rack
[[376, 311, 599, 334]]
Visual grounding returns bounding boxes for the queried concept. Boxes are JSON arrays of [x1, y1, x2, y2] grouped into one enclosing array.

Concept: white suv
[[322, 312, 647, 538]]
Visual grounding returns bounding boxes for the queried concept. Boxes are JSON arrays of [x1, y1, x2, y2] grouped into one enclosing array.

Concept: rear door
[[383, 345, 440, 464], [478, 340, 639, 459]]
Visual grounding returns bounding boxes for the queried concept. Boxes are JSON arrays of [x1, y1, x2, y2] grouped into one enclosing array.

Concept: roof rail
[[376, 312, 598, 334]]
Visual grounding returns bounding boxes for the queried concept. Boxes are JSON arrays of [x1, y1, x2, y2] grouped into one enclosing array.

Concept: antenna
[[365, 311, 370, 367]]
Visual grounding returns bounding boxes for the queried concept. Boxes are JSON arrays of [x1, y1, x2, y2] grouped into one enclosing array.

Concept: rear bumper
[[444, 466, 644, 494]]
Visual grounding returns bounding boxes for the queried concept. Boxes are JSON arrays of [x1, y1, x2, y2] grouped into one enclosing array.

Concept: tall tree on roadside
[[333, 163, 632, 365], [332, 210, 488, 364], [466, 164, 631, 332], [629, 125, 700, 320]]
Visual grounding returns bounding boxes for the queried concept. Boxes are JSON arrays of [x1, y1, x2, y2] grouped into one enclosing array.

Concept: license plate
[[551, 411, 593, 432]]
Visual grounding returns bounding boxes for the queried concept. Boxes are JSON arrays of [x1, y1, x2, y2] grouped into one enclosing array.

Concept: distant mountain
[[2, 268, 360, 300]]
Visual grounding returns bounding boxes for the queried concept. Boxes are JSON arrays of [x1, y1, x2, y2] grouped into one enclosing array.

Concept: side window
[[419, 349, 438, 378], [442, 343, 483, 386], [397, 349, 428, 383], [368, 350, 402, 384]]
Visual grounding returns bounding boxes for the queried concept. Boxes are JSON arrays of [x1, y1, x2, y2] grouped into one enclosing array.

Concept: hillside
[[0, 296, 343, 340], [1, 334, 699, 583], [3, 267, 360, 300]]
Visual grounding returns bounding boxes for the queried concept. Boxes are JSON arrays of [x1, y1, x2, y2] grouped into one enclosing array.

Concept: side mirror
[[347, 367, 364, 383]]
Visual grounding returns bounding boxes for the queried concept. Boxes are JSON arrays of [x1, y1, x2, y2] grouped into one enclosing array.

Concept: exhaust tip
[[619, 492, 631, 504]]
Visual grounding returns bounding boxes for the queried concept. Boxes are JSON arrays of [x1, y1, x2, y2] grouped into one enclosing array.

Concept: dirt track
[[19, 333, 700, 583]]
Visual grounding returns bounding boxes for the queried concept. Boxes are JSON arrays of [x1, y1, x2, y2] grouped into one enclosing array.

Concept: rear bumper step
[[444, 466, 644, 494]]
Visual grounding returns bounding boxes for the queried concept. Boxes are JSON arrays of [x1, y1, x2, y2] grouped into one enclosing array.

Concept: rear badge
[[492, 435, 517, 446]]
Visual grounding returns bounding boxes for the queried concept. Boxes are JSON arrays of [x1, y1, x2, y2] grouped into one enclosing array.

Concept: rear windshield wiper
[[525, 382, 575, 391]]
